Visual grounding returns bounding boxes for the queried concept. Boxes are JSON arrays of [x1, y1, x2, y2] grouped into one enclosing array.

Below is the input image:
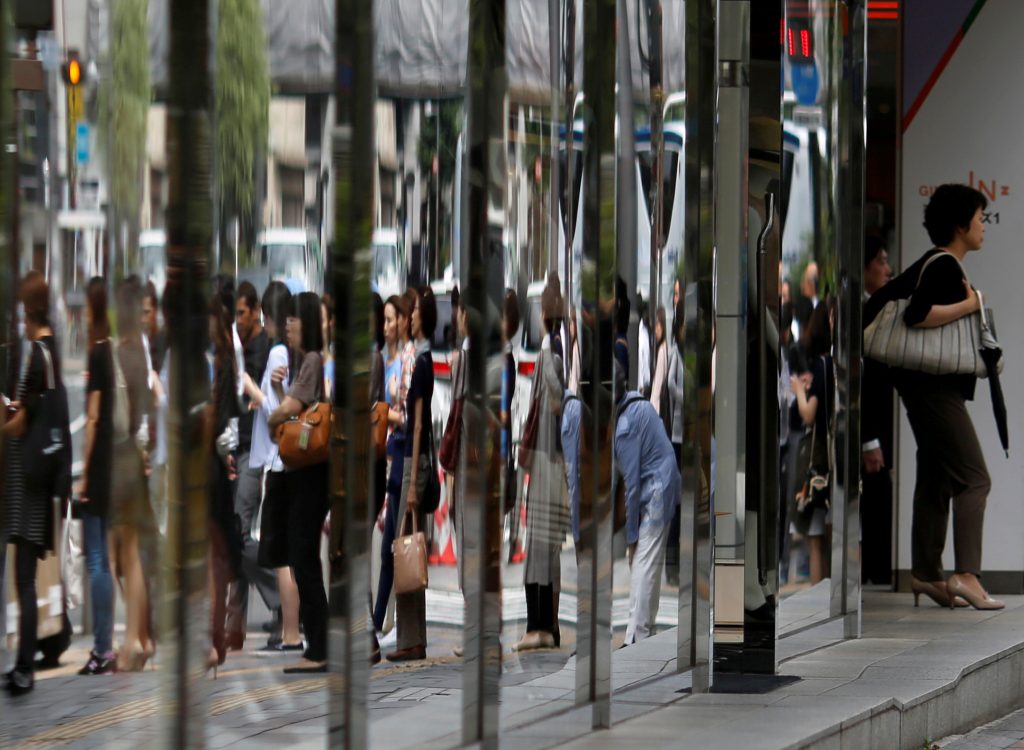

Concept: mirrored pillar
[[161, 2, 213, 746], [576, 0, 616, 729], [461, 0, 506, 745], [830, 0, 866, 637], [328, 0, 374, 746], [680, 0, 717, 693], [713, 0, 783, 676]]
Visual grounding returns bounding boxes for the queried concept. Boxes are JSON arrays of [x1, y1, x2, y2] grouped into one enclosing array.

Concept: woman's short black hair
[[261, 281, 291, 340], [290, 291, 324, 355], [417, 286, 438, 340], [923, 184, 987, 246]]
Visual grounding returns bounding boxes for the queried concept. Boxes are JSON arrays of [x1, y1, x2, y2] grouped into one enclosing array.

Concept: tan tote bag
[[393, 510, 428, 595]]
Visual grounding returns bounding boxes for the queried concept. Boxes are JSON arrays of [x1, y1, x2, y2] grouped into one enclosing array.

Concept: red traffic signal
[[63, 50, 85, 86]]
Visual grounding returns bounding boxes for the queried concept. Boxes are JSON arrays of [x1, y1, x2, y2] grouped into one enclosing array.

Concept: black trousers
[[525, 582, 554, 634], [286, 463, 330, 662], [860, 469, 893, 585], [899, 378, 990, 580], [14, 540, 41, 672]]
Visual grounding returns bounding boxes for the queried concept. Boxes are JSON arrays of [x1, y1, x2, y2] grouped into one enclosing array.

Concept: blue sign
[[75, 122, 90, 165], [791, 61, 820, 106]]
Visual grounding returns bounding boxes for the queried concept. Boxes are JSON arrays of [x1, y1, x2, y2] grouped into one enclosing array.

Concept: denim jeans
[[82, 512, 114, 654]]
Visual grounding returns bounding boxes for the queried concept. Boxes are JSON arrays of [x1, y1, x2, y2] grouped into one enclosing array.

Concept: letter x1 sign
[[75, 122, 89, 165]]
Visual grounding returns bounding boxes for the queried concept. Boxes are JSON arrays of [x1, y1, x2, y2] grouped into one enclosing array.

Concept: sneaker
[[255, 641, 304, 657], [378, 629, 398, 649], [78, 651, 117, 676]]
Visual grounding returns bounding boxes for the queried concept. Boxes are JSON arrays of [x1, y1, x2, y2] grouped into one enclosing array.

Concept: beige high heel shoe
[[946, 574, 1004, 611], [910, 577, 967, 608]]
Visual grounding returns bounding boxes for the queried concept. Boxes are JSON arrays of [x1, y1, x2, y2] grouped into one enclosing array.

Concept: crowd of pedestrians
[[14, 224, 993, 692], [0, 271, 346, 694]]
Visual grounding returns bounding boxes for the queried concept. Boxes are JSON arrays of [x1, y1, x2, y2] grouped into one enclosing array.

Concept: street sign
[[75, 122, 89, 165], [791, 61, 820, 106]]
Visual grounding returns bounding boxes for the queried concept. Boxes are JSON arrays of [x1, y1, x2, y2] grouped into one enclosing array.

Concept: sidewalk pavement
[[6, 585, 1024, 749]]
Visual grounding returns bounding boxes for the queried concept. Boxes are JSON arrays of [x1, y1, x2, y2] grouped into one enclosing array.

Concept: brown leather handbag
[[276, 402, 331, 469], [371, 401, 389, 461], [393, 510, 428, 595]]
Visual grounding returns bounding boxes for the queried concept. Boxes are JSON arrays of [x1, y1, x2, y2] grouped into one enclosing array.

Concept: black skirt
[[257, 470, 290, 568]]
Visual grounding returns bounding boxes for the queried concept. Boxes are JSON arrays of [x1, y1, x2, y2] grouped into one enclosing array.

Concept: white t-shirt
[[250, 343, 290, 472]]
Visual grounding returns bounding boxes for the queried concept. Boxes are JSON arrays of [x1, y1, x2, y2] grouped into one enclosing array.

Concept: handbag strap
[[401, 505, 420, 537], [915, 250, 970, 293], [977, 290, 991, 331]]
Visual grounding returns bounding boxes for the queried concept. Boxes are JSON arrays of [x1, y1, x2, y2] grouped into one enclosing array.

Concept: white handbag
[[864, 251, 1002, 378]]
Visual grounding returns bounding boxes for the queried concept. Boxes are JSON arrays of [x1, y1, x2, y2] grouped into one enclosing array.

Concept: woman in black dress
[[2, 272, 67, 695], [268, 292, 329, 673]]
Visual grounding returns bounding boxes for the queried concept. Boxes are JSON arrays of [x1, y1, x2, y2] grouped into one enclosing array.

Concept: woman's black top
[[865, 247, 975, 400], [404, 350, 434, 458], [84, 340, 115, 517]]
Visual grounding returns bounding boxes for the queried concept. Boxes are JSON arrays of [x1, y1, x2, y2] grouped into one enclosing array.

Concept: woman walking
[[870, 183, 1001, 610], [108, 280, 156, 672], [385, 286, 437, 662], [269, 292, 330, 672], [2, 272, 69, 695], [76, 278, 117, 675], [516, 282, 569, 652]]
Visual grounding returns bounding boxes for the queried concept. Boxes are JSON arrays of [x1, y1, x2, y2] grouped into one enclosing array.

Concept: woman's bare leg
[[278, 567, 301, 645], [112, 527, 148, 666]]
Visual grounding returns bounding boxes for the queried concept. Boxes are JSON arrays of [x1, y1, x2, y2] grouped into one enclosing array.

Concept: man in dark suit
[[861, 235, 894, 584]]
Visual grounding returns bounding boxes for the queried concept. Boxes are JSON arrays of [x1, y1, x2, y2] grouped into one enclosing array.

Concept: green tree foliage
[[216, 0, 270, 258], [100, 0, 150, 259]]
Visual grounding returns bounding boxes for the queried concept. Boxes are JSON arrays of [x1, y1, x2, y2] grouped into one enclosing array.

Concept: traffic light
[[62, 50, 85, 87]]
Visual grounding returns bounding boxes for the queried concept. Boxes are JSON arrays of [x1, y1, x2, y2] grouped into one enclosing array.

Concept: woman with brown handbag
[[268, 292, 330, 672], [385, 286, 437, 663]]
